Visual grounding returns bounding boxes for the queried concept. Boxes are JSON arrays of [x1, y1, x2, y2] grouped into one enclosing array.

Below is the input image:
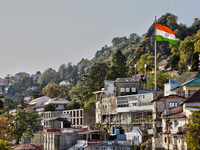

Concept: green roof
[[170, 86, 180, 91], [104, 80, 115, 83], [182, 77, 200, 86], [177, 72, 200, 84]]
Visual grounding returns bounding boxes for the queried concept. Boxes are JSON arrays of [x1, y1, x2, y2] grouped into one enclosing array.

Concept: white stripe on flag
[[155, 29, 178, 40]]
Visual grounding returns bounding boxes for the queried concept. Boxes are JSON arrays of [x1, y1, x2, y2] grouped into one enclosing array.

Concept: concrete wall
[[115, 80, 143, 96], [44, 132, 78, 150], [83, 109, 95, 126], [31, 131, 44, 147], [164, 83, 180, 96]]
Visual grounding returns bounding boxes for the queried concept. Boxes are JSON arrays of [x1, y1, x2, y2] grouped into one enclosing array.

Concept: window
[[80, 110, 83, 116], [126, 88, 130, 92], [189, 90, 196, 96], [80, 118, 82, 125], [77, 118, 79, 125], [77, 111, 79, 117], [169, 102, 178, 108], [56, 105, 58, 107], [120, 88, 125, 92]]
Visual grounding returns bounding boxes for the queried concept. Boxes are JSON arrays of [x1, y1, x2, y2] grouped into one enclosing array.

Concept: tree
[[0, 140, 12, 150], [42, 83, 59, 98], [43, 104, 56, 112], [0, 95, 4, 110], [58, 85, 70, 100], [190, 51, 200, 71], [1, 85, 5, 94], [82, 63, 109, 102], [12, 109, 41, 144], [68, 66, 79, 86], [185, 110, 200, 150], [106, 50, 130, 80], [65, 99, 81, 110], [29, 89, 42, 99], [84, 97, 96, 109], [136, 53, 155, 73], [0, 116, 13, 141], [38, 68, 57, 85], [165, 54, 180, 70], [147, 71, 174, 91], [58, 64, 67, 79]]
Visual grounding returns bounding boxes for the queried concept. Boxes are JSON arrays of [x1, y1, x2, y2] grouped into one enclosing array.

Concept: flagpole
[[154, 16, 157, 91]]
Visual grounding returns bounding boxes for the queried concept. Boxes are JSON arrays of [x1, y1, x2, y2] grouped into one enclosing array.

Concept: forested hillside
[[1, 13, 200, 112]]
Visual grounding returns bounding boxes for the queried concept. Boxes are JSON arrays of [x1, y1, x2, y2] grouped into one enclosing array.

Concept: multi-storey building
[[63, 109, 95, 128], [95, 77, 161, 134]]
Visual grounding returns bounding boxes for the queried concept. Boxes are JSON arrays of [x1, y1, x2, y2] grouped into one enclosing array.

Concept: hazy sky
[[0, 0, 200, 78]]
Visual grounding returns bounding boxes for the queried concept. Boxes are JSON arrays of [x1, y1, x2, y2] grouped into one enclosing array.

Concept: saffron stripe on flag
[[155, 23, 175, 35]]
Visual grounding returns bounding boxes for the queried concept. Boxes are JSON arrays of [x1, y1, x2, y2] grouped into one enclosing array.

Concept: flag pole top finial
[[155, 16, 157, 22]]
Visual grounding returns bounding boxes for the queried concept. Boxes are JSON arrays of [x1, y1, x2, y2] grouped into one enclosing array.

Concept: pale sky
[[0, 0, 200, 78]]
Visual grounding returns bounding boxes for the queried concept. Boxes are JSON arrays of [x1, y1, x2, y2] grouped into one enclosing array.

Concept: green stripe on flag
[[155, 35, 179, 45]]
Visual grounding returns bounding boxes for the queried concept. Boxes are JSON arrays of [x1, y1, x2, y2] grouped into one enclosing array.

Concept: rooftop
[[115, 77, 142, 83], [177, 72, 200, 84], [183, 89, 200, 103], [181, 77, 200, 86]]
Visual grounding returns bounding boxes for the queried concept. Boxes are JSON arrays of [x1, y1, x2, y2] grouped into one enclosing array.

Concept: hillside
[[80, 13, 200, 73]]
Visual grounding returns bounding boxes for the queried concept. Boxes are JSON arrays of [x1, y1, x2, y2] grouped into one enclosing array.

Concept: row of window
[[117, 102, 152, 108], [64, 110, 83, 117], [72, 118, 83, 125], [120, 87, 136, 93]]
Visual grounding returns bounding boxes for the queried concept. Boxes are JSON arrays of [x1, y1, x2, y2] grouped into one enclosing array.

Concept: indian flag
[[155, 23, 179, 45]]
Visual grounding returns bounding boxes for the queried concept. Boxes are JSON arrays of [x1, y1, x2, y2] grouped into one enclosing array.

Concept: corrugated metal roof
[[177, 72, 200, 84], [181, 77, 200, 86]]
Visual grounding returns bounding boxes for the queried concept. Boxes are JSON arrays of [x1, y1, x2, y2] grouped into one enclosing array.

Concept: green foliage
[[165, 53, 180, 70], [12, 109, 41, 144], [137, 53, 154, 73], [190, 51, 200, 71], [38, 68, 57, 85], [58, 64, 67, 80], [29, 89, 42, 99], [147, 71, 173, 91], [82, 63, 109, 102], [106, 50, 130, 80], [65, 99, 81, 110], [0, 140, 12, 150], [0, 95, 4, 110], [84, 96, 96, 109], [44, 104, 56, 112], [185, 110, 200, 150], [58, 85, 70, 100]]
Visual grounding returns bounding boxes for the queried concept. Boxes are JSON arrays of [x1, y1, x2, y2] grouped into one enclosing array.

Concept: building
[[44, 129, 78, 150], [95, 77, 161, 133], [23, 96, 69, 115], [151, 95, 186, 150], [164, 79, 181, 96], [63, 109, 95, 128], [158, 59, 168, 70], [161, 106, 187, 150], [42, 111, 69, 129], [169, 77, 200, 98]]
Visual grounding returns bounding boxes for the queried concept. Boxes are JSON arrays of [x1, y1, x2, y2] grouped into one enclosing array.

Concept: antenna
[[167, 6, 169, 13]]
